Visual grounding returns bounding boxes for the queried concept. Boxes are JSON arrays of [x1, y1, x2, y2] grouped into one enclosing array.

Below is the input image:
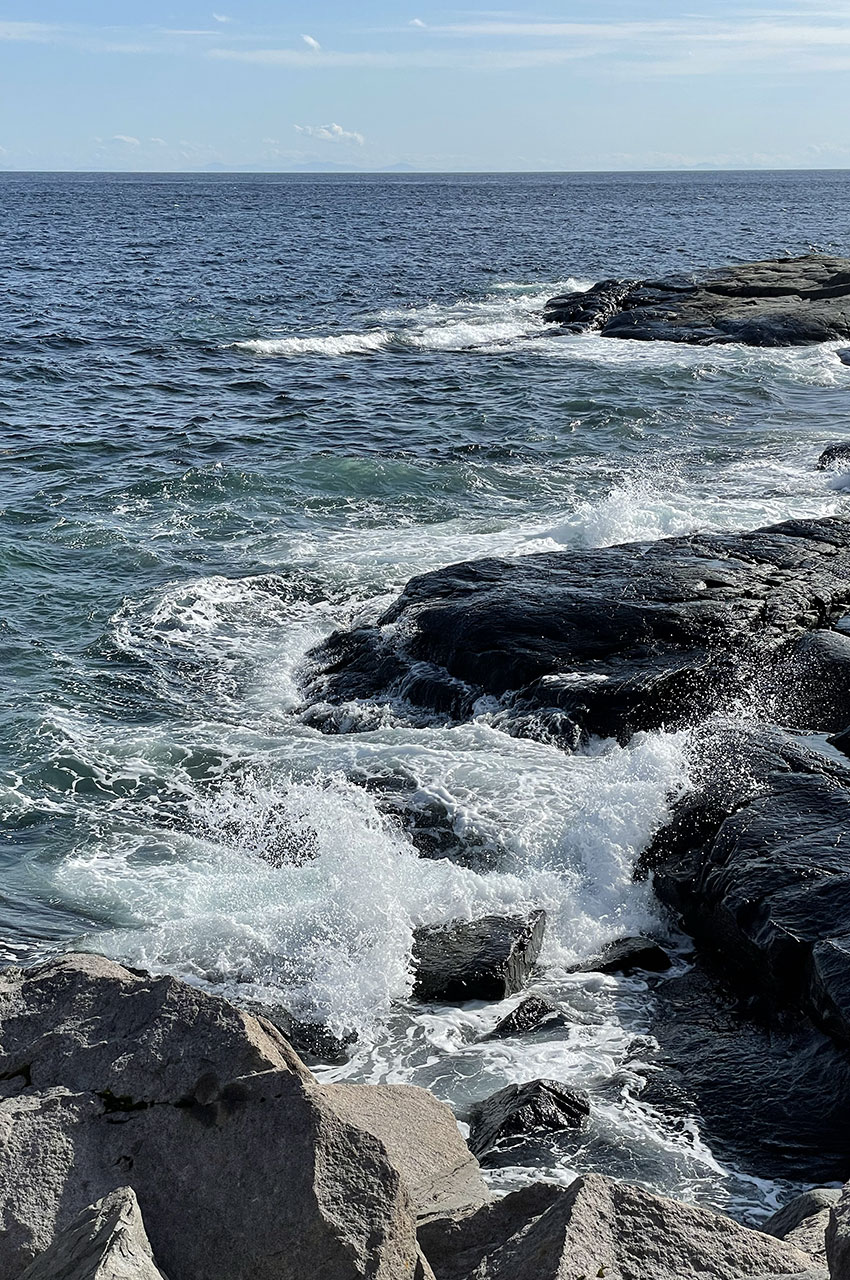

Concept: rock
[[0, 954, 466, 1280], [827, 1184, 850, 1279], [817, 442, 850, 470], [412, 912, 546, 1003], [323, 1083, 491, 1221], [486, 995, 565, 1038], [764, 1189, 840, 1265], [648, 726, 850, 1047], [837, 348, 850, 367], [241, 1000, 357, 1065], [15, 1186, 167, 1280], [466, 1080, 590, 1161], [418, 1173, 815, 1280], [584, 935, 672, 976], [770, 630, 850, 732], [303, 516, 850, 746], [544, 255, 850, 346]]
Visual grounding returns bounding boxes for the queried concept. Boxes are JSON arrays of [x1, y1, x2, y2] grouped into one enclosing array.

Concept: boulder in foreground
[[544, 255, 850, 346], [16, 1186, 167, 1280], [419, 1173, 816, 1280]]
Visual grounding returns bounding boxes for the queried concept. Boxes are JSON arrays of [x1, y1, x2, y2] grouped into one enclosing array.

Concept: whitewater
[[3, 169, 850, 1226]]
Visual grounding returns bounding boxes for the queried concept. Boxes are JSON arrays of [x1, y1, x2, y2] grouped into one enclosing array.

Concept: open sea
[[3, 168, 850, 1219]]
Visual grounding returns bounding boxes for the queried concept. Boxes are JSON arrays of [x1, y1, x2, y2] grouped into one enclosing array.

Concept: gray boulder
[[15, 1186, 167, 1280], [0, 954, 467, 1280], [412, 912, 545, 1003], [418, 1173, 816, 1280], [763, 1189, 840, 1266], [544, 255, 850, 346], [826, 1183, 850, 1279]]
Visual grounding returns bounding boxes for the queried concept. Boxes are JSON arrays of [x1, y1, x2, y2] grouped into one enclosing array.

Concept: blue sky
[[1, 1, 848, 171]]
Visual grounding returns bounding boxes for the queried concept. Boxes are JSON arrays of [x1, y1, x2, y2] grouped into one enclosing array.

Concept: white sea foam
[[235, 330, 392, 357]]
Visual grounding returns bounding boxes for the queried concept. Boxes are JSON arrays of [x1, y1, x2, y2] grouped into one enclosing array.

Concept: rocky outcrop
[[646, 726, 850, 1047], [15, 1187, 168, 1280], [466, 1080, 590, 1161], [412, 913, 545, 1003], [764, 1189, 840, 1266], [0, 954, 485, 1280], [544, 255, 850, 346], [418, 1174, 816, 1280], [582, 935, 672, 976], [303, 516, 850, 747]]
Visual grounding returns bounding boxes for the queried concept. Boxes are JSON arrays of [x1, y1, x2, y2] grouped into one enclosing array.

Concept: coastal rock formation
[[544, 255, 850, 346], [303, 516, 850, 747], [581, 934, 672, 976], [15, 1187, 168, 1280], [0, 954, 485, 1280], [647, 727, 850, 1046], [417, 1174, 816, 1280], [764, 1189, 840, 1266], [412, 912, 546, 1002], [486, 995, 565, 1039], [466, 1080, 590, 1161]]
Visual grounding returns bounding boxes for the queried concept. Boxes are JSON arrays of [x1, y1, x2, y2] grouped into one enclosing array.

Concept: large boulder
[[764, 1189, 840, 1266], [544, 255, 850, 346], [0, 954, 476, 1280], [418, 1173, 816, 1280], [412, 913, 546, 1003], [15, 1186, 168, 1280], [302, 517, 850, 746]]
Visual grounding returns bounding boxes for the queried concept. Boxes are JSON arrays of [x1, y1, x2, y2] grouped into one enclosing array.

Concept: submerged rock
[[544, 255, 850, 346], [412, 912, 546, 1003], [418, 1173, 816, 1280], [466, 1080, 590, 1161], [16, 1187, 167, 1280], [486, 995, 565, 1039], [303, 516, 850, 746], [817, 441, 850, 470], [0, 954, 479, 1280]]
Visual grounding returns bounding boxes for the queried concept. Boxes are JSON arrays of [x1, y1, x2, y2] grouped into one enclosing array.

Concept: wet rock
[[466, 1080, 590, 1161], [770, 630, 850, 732], [412, 912, 546, 1003], [418, 1173, 815, 1280], [827, 1184, 850, 1279], [817, 442, 850, 470], [242, 1000, 357, 1065], [584, 935, 672, 976], [486, 995, 565, 1038], [649, 726, 850, 1047], [303, 516, 850, 745], [0, 954, 465, 1280], [837, 348, 850, 367], [16, 1187, 167, 1280], [544, 255, 850, 346]]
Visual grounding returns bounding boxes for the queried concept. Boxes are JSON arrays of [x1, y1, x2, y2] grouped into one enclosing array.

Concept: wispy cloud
[[301, 33, 321, 51], [111, 134, 140, 146], [212, 12, 230, 22], [294, 122, 365, 145], [410, 18, 426, 28]]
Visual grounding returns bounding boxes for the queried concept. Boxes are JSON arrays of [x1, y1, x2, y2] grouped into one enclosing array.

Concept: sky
[[0, 1, 849, 171]]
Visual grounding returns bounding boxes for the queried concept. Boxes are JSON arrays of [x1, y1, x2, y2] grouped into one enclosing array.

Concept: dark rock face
[[412, 913, 546, 1003], [544, 255, 850, 346], [584, 936, 672, 976], [466, 1080, 590, 1161], [486, 995, 565, 1039], [818, 441, 850, 470], [303, 517, 850, 747], [648, 726, 850, 1046]]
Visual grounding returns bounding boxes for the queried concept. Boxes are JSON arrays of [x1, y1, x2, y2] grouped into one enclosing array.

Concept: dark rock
[[466, 1080, 590, 1161], [242, 1001, 356, 1065], [417, 1173, 815, 1280], [412, 912, 546, 1004], [544, 255, 850, 346], [837, 348, 850, 366], [486, 995, 565, 1038], [818, 441, 850, 470], [648, 726, 850, 1047], [830, 725, 850, 758], [302, 516, 850, 746], [585, 936, 672, 976], [769, 630, 850, 732]]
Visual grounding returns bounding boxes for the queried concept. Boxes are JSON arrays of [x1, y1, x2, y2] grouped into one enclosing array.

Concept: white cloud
[[410, 18, 426, 27], [294, 122, 365, 145], [301, 33, 321, 51], [149, 136, 167, 145], [212, 12, 230, 22], [111, 134, 140, 145]]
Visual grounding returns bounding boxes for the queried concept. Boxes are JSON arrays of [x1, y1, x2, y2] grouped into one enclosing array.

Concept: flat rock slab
[[544, 255, 850, 346], [304, 516, 850, 747], [412, 912, 546, 1003], [16, 1186, 167, 1280], [418, 1173, 815, 1280], [467, 1080, 590, 1161]]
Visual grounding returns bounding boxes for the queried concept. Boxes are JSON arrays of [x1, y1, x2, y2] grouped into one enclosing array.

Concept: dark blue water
[[3, 169, 850, 1215]]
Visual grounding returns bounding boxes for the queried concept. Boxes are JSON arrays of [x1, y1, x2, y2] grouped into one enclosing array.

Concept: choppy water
[[3, 169, 850, 1219]]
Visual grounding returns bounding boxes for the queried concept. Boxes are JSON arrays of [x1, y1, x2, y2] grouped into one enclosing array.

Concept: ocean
[[3, 168, 850, 1218]]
